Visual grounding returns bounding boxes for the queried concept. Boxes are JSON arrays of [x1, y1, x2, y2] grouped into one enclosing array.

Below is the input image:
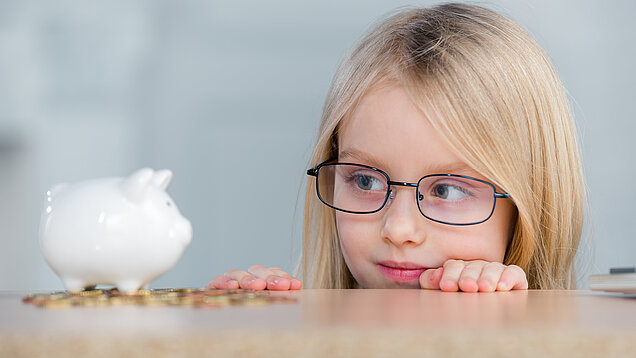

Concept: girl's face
[[336, 84, 517, 288]]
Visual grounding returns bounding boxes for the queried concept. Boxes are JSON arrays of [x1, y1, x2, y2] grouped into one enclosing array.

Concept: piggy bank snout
[[173, 217, 192, 246]]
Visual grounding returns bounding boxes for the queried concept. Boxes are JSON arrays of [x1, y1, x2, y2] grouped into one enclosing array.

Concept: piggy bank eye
[[166, 201, 172, 207]]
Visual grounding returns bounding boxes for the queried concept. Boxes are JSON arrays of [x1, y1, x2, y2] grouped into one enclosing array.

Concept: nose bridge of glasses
[[387, 180, 419, 188], [386, 180, 419, 201]]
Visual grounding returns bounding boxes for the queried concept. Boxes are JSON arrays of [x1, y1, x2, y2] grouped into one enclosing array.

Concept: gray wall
[[0, 0, 634, 290]]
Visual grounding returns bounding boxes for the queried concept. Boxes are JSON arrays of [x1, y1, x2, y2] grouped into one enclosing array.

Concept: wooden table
[[1, 289, 636, 357]]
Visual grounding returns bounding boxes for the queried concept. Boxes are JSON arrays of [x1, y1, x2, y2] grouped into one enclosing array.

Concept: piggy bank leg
[[116, 280, 143, 293], [62, 277, 89, 293]]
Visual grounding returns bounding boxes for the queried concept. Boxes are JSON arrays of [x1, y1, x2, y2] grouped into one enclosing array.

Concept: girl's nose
[[380, 188, 426, 247]]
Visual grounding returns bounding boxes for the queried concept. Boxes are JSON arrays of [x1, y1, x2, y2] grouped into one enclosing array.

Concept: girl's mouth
[[377, 261, 427, 282]]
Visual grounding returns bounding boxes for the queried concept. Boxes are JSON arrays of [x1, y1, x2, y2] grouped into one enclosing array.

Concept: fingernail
[[441, 280, 458, 292], [227, 279, 238, 286], [268, 277, 281, 285], [497, 281, 509, 291], [246, 277, 260, 285]]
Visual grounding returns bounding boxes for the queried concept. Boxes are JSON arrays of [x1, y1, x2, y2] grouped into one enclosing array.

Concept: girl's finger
[[497, 265, 529, 290], [247, 265, 291, 291], [476, 262, 506, 292], [269, 267, 294, 279], [269, 267, 303, 290], [247, 264, 275, 278], [206, 276, 239, 289], [419, 267, 443, 290], [439, 260, 466, 292], [224, 269, 267, 290], [457, 260, 487, 292]]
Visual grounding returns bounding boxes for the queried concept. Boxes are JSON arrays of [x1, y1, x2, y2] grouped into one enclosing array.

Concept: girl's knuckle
[[224, 269, 239, 276], [485, 262, 504, 270], [507, 265, 525, 274], [444, 259, 462, 268], [466, 260, 485, 269]]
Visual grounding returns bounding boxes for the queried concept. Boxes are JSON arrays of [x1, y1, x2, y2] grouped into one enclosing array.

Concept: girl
[[208, 3, 584, 292]]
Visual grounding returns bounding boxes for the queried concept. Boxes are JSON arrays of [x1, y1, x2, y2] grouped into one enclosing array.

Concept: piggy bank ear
[[152, 169, 172, 191], [122, 168, 154, 203]]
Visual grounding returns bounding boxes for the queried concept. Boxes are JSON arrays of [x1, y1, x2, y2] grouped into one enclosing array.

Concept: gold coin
[[109, 296, 138, 305], [202, 296, 231, 305], [80, 297, 110, 307], [234, 298, 268, 306], [22, 287, 297, 308], [77, 289, 104, 297]]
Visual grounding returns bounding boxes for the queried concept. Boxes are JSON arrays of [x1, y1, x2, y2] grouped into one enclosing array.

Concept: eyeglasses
[[306, 161, 510, 226]]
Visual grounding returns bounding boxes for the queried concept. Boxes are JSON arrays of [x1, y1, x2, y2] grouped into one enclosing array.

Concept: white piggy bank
[[39, 168, 193, 292]]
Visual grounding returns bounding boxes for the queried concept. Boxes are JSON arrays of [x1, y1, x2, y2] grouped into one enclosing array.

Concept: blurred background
[[0, 0, 634, 290]]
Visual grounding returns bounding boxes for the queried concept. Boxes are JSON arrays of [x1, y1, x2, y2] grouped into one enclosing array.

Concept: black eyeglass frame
[[307, 160, 510, 226]]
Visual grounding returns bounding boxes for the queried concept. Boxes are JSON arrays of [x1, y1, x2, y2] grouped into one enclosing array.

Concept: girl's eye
[[354, 175, 384, 191], [431, 184, 469, 200]]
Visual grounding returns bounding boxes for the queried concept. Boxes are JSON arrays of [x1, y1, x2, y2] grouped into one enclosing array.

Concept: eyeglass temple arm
[[307, 169, 317, 177], [495, 193, 510, 198]]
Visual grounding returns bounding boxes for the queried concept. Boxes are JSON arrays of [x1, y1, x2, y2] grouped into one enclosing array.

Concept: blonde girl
[[208, 3, 584, 291]]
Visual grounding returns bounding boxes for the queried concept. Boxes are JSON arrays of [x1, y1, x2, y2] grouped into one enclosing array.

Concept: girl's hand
[[206, 265, 303, 291], [419, 259, 528, 292]]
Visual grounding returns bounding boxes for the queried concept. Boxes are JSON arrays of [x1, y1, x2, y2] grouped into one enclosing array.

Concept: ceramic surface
[[39, 168, 192, 292]]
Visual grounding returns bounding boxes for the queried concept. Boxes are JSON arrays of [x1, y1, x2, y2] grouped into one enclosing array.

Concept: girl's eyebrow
[[338, 148, 390, 169], [338, 148, 477, 175]]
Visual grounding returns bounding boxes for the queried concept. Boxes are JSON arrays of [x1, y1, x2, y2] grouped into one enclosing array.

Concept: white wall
[[0, 0, 633, 290]]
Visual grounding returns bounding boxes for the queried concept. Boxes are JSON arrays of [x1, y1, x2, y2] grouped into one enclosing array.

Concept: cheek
[[335, 212, 384, 271], [427, 197, 515, 263], [448, 199, 515, 262], [336, 213, 375, 255], [451, 226, 508, 262]]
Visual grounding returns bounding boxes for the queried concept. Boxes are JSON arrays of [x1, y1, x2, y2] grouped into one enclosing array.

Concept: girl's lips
[[377, 262, 427, 282]]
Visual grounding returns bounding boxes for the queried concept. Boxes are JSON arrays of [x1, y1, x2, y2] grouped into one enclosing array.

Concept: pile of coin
[[22, 288, 296, 309]]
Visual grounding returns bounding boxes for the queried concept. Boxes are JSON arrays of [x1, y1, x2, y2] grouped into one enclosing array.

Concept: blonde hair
[[300, 3, 584, 289]]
